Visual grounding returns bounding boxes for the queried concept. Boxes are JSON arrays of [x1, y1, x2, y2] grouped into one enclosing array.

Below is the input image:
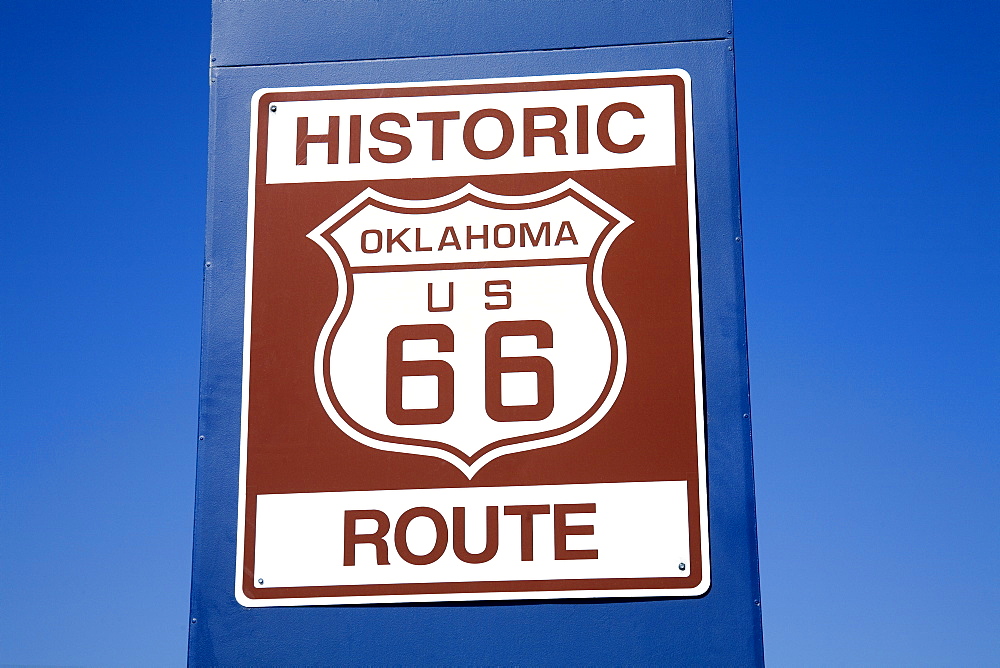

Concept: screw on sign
[[237, 70, 708, 605]]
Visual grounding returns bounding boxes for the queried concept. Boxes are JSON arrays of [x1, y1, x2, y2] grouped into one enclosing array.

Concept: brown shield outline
[[306, 179, 632, 477]]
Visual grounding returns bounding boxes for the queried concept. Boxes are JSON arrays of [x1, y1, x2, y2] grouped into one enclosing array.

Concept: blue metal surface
[[211, 0, 733, 66], [190, 37, 762, 663]]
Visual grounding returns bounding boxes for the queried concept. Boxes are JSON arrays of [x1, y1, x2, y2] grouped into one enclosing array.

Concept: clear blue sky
[[1, 1, 997, 665]]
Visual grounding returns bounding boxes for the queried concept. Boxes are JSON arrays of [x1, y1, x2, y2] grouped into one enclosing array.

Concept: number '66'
[[385, 320, 555, 426]]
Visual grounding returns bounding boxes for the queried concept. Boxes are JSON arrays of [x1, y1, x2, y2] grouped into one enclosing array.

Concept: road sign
[[191, 0, 762, 662], [238, 71, 708, 605]]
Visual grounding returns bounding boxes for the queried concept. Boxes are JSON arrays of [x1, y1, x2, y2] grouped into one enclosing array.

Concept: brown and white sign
[[236, 70, 707, 606]]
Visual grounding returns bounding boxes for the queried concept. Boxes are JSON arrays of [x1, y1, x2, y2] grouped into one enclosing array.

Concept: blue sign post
[[190, 0, 762, 663]]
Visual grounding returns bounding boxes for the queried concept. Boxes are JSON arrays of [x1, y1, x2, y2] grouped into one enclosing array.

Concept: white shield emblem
[[307, 180, 631, 477]]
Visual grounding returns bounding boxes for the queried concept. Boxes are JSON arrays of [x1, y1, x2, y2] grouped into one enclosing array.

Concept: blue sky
[[1, 1, 997, 665]]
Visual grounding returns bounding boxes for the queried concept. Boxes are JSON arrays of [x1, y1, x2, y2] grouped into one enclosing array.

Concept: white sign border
[[236, 69, 708, 607]]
